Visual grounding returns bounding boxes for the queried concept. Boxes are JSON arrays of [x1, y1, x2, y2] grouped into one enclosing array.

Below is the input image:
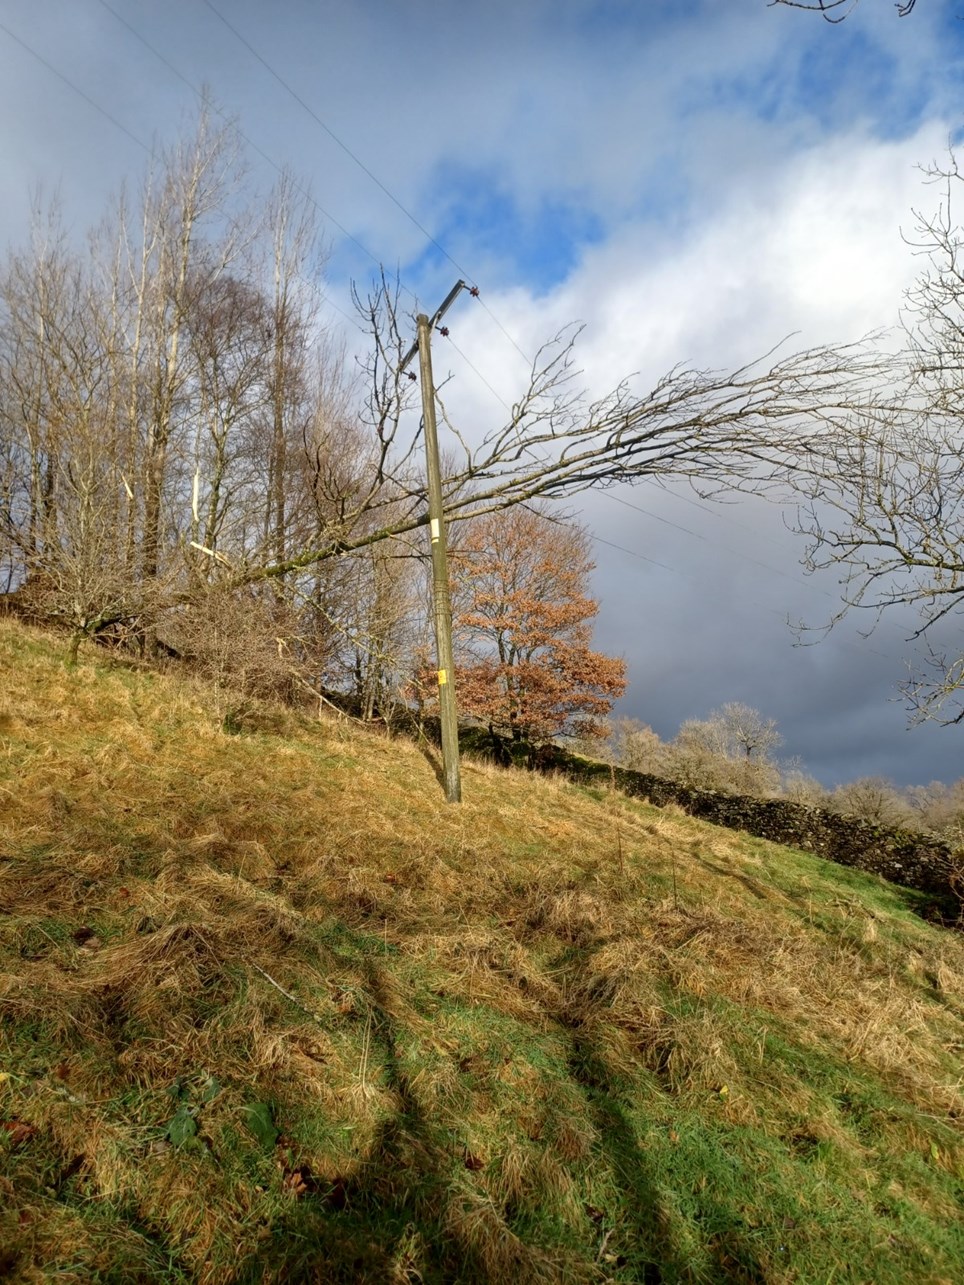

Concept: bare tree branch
[[785, 153, 964, 725], [768, 0, 917, 20], [234, 281, 889, 591]]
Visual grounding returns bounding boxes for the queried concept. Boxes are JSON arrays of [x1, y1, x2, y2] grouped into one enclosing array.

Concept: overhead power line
[[0, 17, 149, 153], [93, 0, 375, 334], [197, 0, 538, 369], [98, 0, 379, 270], [200, 0, 475, 287], [100, 0, 539, 375], [604, 490, 836, 601], [1, 8, 367, 337]]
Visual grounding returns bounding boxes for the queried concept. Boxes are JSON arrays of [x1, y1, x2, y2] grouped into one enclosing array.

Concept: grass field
[[1, 619, 962, 1283]]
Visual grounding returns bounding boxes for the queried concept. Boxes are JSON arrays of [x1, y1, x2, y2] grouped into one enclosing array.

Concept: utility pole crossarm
[[399, 279, 467, 374]]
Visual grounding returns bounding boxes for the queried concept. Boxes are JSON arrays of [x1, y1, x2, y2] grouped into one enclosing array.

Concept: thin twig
[[246, 959, 328, 1026], [610, 762, 625, 877]]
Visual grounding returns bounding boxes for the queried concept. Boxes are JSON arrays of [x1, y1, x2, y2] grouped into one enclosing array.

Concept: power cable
[[197, 0, 548, 367], [590, 527, 901, 664], [473, 298, 534, 370], [441, 332, 513, 414], [604, 490, 836, 600], [93, 0, 373, 334], [0, 17, 150, 153], [95, 0, 537, 375], [200, 0, 475, 287], [589, 535, 677, 575], [2, 6, 367, 339]]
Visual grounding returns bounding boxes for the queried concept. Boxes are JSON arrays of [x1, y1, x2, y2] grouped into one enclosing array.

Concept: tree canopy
[[450, 506, 626, 743]]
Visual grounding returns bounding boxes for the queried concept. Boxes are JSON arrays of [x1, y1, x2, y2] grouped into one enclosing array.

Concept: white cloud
[[450, 121, 950, 399], [424, 119, 958, 784]]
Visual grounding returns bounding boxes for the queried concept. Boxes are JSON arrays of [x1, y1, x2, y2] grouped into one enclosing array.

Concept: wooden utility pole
[[401, 282, 467, 803]]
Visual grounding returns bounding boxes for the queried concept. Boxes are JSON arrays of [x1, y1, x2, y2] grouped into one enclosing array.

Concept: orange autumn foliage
[[450, 506, 626, 742]]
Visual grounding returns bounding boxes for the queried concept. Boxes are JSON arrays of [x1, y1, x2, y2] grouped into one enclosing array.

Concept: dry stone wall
[[547, 755, 960, 912]]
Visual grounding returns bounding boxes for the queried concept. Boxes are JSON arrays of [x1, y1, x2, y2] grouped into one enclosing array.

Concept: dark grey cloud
[[583, 483, 961, 787]]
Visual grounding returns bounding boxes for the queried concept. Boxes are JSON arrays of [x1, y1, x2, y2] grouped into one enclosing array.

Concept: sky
[[1, 0, 964, 788]]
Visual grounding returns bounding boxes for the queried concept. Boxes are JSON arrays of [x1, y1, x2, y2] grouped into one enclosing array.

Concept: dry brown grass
[[2, 619, 963, 1284]]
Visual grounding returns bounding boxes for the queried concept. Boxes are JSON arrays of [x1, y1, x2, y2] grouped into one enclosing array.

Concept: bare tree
[[345, 539, 420, 721], [262, 172, 321, 573], [828, 776, 912, 826], [790, 154, 964, 724], [235, 274, 888, 595], [905, 778, 964, 843], [780, 760, 829, 805], [126, 104, 247, 650], [717, 701, 784, 761], [184, 268, 273, 566], [0, 198, 144, 659], [607, 717, 670, 774], [0, 105, 333, 670], [668, 703, 783, 795], [0, 197, 72, 586]]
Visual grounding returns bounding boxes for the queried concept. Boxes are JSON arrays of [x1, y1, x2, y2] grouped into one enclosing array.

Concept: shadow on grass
[[565, 1030, 679, 1284], [568, 1025, 776, 1284], [232, 926, 778, 1284], [413, 735, 447, 794], [233, 965, 505, 1285]]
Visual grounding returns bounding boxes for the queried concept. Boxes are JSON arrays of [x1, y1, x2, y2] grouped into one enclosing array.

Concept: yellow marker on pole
[[437, 669, 448, 685]]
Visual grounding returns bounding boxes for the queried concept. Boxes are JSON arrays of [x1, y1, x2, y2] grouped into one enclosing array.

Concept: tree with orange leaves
[[450, 505, 626, 746]]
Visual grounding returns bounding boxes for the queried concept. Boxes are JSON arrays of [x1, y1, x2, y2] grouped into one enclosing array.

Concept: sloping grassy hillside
[[1, 620, 962, 1284]]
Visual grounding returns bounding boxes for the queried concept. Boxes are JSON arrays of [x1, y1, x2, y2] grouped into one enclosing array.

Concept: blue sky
[[2, 0, 964, 786]]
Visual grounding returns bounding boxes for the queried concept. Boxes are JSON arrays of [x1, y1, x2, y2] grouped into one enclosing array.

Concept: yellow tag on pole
[[437, 669, 448, 685], [430, 518, 441, 543]]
